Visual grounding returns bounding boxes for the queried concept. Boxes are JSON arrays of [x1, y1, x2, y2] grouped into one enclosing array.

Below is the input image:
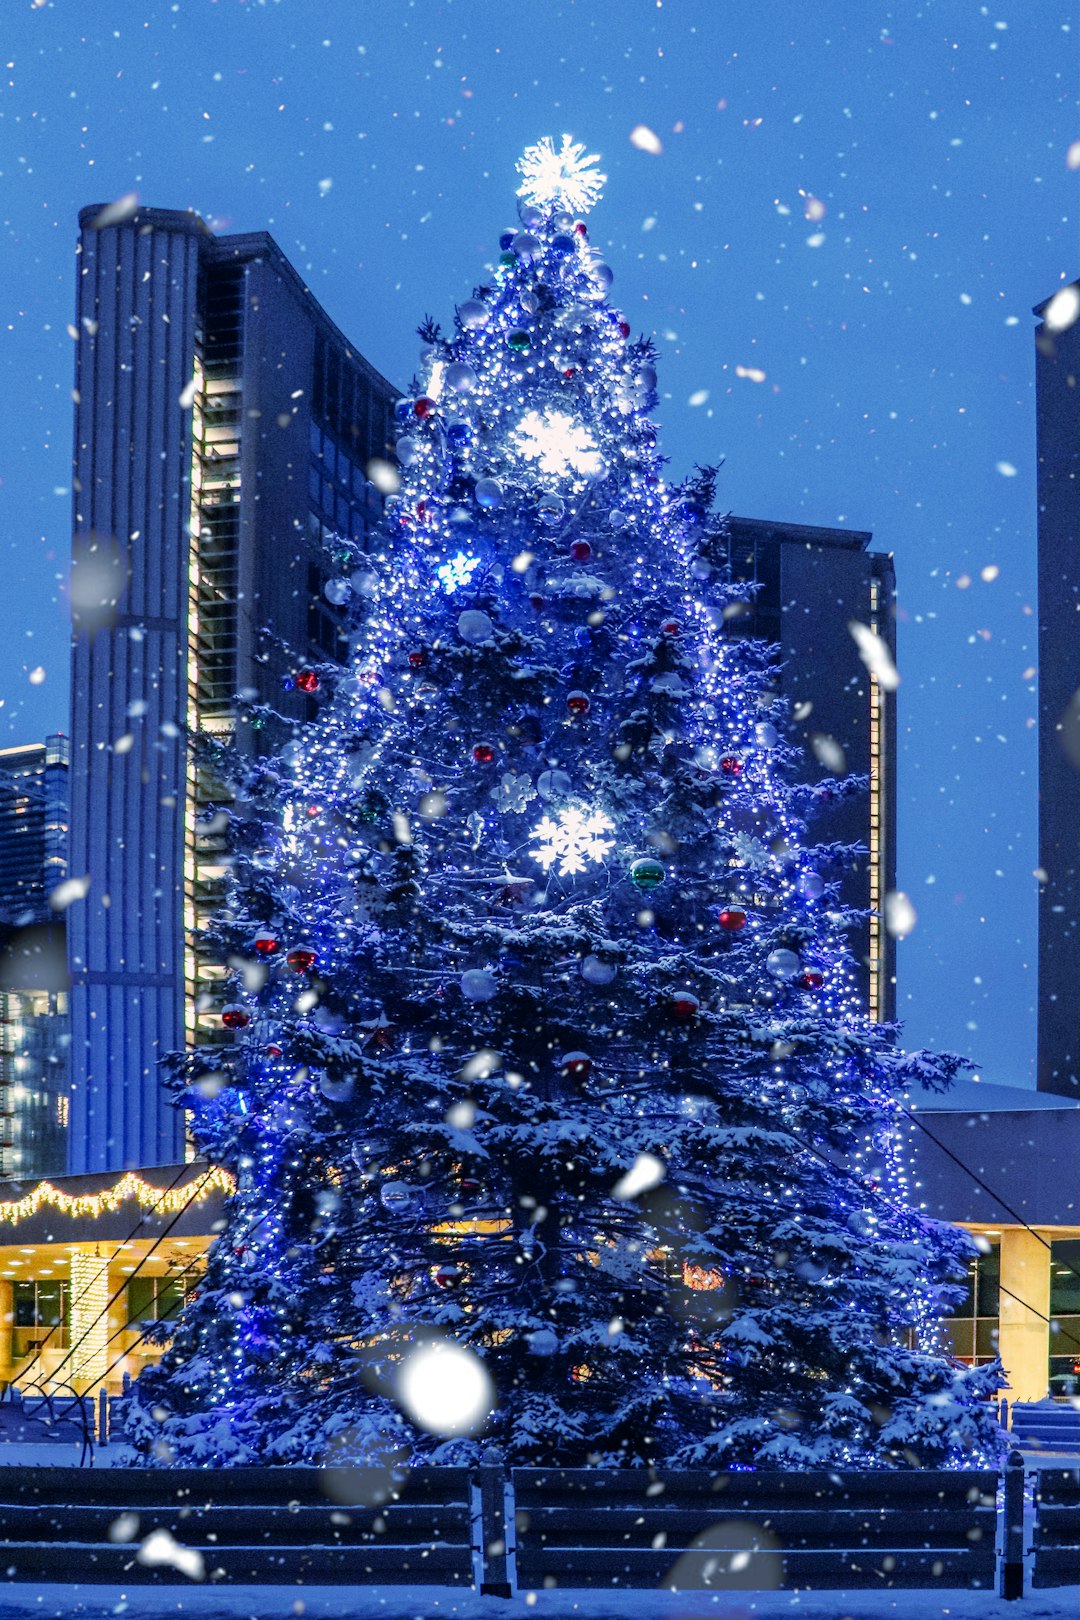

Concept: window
[[1049, 1238, 1080, 1396], [12, 1279, 69, 1358], [126, 1274, 191, 1327], [941, 1240, 999, 1366]]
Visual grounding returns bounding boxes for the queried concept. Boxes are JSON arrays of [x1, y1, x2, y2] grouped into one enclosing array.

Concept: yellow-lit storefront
[[0, 1164, 228, 1397]]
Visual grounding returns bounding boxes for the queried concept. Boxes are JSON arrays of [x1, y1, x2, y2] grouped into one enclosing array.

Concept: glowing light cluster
[[516, 134, 606, 215], [514, 409, 603, 485], [529, 802, 615, 876], [0, 1166, 233, 1225], [435, 551, 482, 594]]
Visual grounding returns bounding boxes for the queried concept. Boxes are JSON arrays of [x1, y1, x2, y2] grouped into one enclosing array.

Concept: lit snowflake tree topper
[[514, 409, 603, 485], [529, 802, 615, 876], [516, 135, 606, 216]]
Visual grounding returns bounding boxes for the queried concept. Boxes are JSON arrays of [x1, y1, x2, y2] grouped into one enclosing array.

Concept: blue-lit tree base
[[127, 140, 1005, 1472]]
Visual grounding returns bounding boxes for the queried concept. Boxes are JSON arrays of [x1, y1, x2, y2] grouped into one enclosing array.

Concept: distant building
[[68, 205, 397, 1174], [0, 735, 70, 1177], [725, 517, 898, 1021], [1035, 279, 1080, 1099]]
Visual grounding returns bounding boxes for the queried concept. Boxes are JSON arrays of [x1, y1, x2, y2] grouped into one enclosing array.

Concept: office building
[[1035, 279, 1080, 1099], [0, 736, 70, 1178], [68, 205, 398, 1173], [725, 516, 897, 1021]]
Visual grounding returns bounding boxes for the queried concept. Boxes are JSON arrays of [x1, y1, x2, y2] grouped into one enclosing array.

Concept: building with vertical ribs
[[67, 205, 397, 1173], [724, 517, 897, 1023], [1035, 279, 1080, 1100]]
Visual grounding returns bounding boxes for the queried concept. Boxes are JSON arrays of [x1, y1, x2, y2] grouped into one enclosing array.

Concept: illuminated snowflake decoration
[[529, 802, 615, 877], [516, 135, 606, 216], [435, 552, 481, 593], [514, 409, 603, 486]]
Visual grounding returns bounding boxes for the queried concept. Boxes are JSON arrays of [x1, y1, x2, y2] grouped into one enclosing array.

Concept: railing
[[0, 1453, 1048, 1595]]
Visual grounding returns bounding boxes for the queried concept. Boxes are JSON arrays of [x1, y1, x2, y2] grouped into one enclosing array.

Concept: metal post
[[97, 1387, 109, 1448], [477, 1465, 512, 1597], [999, 1448, 1025, 1600]]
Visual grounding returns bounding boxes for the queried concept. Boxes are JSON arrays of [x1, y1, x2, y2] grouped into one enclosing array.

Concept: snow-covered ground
[[0, 1582, 1076, 1620]]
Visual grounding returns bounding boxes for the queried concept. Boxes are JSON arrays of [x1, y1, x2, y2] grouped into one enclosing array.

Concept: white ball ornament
[[395, 436, 419, 467], [537, 494, 564, 527], [319, 1074, 356, 1104], [756, 722, 779, 750], [445, 361, 479, 393], [323, 578, 351, 606], [797, 871, 825, 901], [537, 768, 573, 800], [474, 478, 503, 509], [458, 609, 494, 644], [518, 203, 544, 230], [511, 232, 541, 261], [581, 955, 617, 986], [766, 948, 802, 981], [527, 1326, 559, 1357], [460, 969, 498, 1003], [592, 262, 614, 288], [458, 299, 490, 329], [380, 1181, 417, 1213]]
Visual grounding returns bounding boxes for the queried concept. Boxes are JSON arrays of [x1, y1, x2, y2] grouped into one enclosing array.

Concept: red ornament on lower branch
[[286, 947, 316, 973]]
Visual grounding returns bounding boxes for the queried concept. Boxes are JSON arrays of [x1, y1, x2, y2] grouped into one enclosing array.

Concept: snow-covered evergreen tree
[[128, 137, 1004, 1470]]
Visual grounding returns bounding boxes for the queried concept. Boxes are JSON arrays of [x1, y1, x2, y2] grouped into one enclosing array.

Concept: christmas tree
[[129, 137, 1004, 1470]]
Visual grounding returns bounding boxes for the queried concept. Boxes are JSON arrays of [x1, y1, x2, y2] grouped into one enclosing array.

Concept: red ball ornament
[[295, 669, 320, 694], [670, 992, 700, 1023], [617, 319, 631, 339], [561, 1051, 593, 1081], [529, 592, 546, 611], [569, 539, 592, 562], [265, 1043, 283, 1058], [720, 756, 744, 777], [563, 368, 577, 380], [433, 1263, 463, 1290], [414, 396, 436, 418], [566, 691, 591, 716], [574, 221, 588, 237], [408, 649, 426, 668], [253, 931, 279, 956], [472, 742, 496, 763], [458, 1175, 482, 1201], [305, 804, 321, 819], [221, 1005, 250, 1030], [661, 619, 682, 637], [286, 947, 316, 973], [717, 909, 747, 932], [799, 969, 825, 991]]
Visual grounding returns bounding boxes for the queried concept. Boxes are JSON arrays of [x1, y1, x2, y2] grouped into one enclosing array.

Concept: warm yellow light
[[0, 1166, 234, 1225]]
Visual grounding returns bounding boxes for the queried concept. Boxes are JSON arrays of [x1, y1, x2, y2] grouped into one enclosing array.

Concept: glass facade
[[1049, 1237, 1080, 1395], [11, 1278, 69, 1361], [941, 1239, 1001, 1367]]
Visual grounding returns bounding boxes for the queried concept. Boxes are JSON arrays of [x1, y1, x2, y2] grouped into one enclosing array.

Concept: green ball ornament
[[629, 856, 666, 892], [507, 329, 531, 352]]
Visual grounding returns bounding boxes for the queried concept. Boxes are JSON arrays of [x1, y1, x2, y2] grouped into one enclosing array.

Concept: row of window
[[9, 1276, 191, 1359]]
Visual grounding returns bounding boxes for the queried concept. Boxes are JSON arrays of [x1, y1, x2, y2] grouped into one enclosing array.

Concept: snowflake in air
[[529, 802, 615, 877], [435, 552, 481, 593], [514, 409, 603, 486], [516, 135, 606, 216]]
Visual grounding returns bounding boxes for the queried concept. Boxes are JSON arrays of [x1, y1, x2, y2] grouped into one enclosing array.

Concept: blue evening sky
[[0, 1, 1075, 1086]]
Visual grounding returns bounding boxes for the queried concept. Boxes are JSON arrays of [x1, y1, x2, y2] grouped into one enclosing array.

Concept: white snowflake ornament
[[491, 772, 537, 815], [516, 135, 606, 216], [529, 802, 615, 877]]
